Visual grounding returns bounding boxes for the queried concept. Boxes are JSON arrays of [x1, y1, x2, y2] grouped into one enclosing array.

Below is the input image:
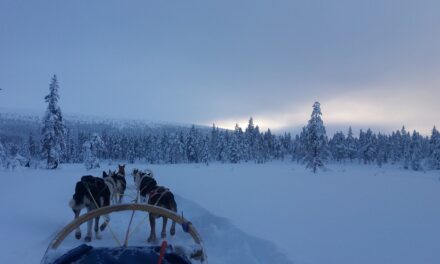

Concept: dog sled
[[41, 204, 207, 264]]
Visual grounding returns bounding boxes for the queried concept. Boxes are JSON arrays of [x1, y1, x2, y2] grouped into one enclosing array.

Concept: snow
[[1, 162, 440, 264]]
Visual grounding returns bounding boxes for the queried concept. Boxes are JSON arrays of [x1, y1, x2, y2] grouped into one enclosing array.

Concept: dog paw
[[95, 233, 102, 240], [161, 232, 167, 239], [147, 236, 157, 243], [84, 236, 92, 242], [75, 232, 81, 240]]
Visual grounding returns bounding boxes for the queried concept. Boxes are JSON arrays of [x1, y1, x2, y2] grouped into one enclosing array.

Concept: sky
[[0, 0, 439, 135]]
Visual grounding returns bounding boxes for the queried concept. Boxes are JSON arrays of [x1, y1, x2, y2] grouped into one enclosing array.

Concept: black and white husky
[[132, 168, 177, 242], [113, 164, 127, 204], [68, 172, 116, 242]]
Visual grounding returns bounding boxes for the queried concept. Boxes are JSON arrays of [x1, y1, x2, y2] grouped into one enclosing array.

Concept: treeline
[[1, 116, 440, 171]]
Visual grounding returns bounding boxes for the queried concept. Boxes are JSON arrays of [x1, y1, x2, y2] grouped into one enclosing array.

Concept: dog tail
[[69, 181, 86, 208]]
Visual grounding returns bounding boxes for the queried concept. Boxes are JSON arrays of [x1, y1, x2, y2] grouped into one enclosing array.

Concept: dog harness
[[149, 187, 170, 206]]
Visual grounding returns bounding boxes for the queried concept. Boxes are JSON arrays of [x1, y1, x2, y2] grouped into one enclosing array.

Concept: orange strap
[[157, 240, 168, 264]]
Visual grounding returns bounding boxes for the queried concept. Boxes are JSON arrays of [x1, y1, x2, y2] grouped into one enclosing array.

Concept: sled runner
[[41, 204, 207, 264]]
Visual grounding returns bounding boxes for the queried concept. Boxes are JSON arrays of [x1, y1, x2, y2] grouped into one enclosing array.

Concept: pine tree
[[41, 75, 66, 169], [83, 133, 104, 170], [186, 125, 199, 163], [0, 138, 6, 168], [218, 130, 229, 162], [376, 133, 388, 167], [346, 127, 357, 162], [359, 129, 376, 164], [209, 124, 219, 161], [303, 102, 329, 172], [429, 126, 440, 170], [255, 131, 266, 163], [27, 134, 37, 160], [245, 117, 257, 161], [401, 126, 411, 169], [329, 131, 346, 162], [293, 128, 307, 162], [200, 135, 210, 165], [229, 124, 242, 163], [409, 131, 423, 171]]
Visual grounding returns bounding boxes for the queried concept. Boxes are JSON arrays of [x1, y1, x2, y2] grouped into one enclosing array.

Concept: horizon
[[0, 105, 435, 138]]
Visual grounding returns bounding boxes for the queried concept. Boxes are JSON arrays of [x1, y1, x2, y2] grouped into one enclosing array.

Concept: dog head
[[143, 169, 154, 178], [117, 164, 126, 176], [132, 168, 141, 186], [132, 168, 154, 187]]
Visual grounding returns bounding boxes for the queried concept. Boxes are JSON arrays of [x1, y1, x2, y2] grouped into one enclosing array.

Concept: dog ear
[[103, 171, 108, 177]]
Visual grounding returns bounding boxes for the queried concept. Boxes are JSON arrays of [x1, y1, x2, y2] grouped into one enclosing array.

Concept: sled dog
[[132, 168, 178, 242], [112, 164, 127, 203], [68, 173, 116, 242]]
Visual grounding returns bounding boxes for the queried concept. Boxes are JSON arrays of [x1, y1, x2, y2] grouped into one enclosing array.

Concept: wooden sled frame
[[49, 204, 204, 253]]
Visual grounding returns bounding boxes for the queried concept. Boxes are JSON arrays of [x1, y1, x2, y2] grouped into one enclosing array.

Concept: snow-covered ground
[[1, 162, 440, 264]]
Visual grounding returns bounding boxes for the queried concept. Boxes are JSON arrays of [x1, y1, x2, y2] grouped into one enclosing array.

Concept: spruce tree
[[376, 133, 388, 167], [83, 133, 104, 170], [401, 126, 411, 169], [0, 138, 6, 168], [429, 126, 440, 169], [329, 131, 346, 162], [41, 75, 66, 169], [245, 117, 257, 161], [186, 125, 199, 163], [27, 134, 37, 160], [200, 135, 210, 165], [229, 124, 242, 163], [303, 102, 329, 172], [409, 131, 423, 171], [346, 127, 357, 162], [359, 129, 376, 164]]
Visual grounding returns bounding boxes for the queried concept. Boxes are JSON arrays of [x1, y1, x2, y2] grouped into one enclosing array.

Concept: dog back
[[139, 176, 157, 197], [148, 186, 177, 212], [78, 175, 109, 208]]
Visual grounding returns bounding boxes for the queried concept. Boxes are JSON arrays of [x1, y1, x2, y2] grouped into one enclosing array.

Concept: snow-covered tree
[[41, 75, 66, 169], [429, 126, 440, 170], [209, 124, 220, 160], [0, 138, 6, 168], [401, 127, 411, 169], [200, 135, 210, 165], [376, 133, 388, 167], [346, 127, 357, 162], [245, 117, 257, 161], [186, 125, 199, 163], [83, 133, 104, 170], [329, 131, 346, 162], [409, 131, 423, 171], [303, 102, 329, 173], [292, 128, 306, 162], [358, 129, 376, 164], [228, 124, 242, 163]]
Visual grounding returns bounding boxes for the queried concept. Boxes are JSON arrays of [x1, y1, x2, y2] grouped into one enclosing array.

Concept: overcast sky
[[0, 0, 439, 135]]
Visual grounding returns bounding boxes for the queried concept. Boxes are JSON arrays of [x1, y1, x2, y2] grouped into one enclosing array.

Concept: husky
[[112, 164, 127, 203], [132, 168, 156, 203], [68, 173, 116, 242], [132, 168, 177, 242]]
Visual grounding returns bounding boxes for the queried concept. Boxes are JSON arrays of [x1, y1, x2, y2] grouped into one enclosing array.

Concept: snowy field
[[1, 162, 440, 264]]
